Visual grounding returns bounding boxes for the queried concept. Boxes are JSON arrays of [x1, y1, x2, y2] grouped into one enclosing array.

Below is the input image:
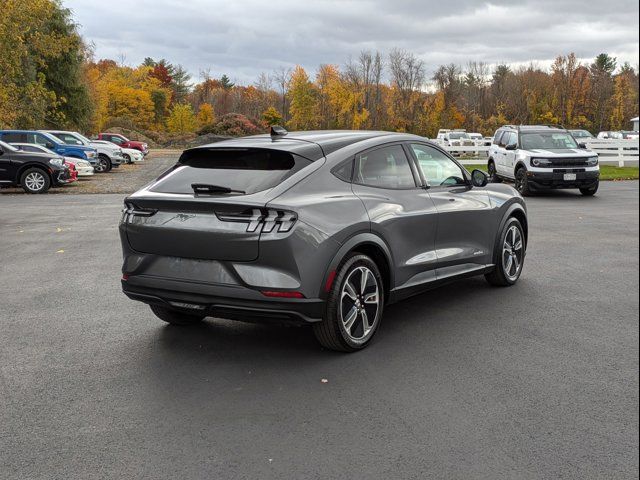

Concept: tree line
[[1, 0, 638, 139]]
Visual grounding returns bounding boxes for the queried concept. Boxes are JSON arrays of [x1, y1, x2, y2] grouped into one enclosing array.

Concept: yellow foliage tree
[[287, 66, 319, 130], [167, 103, 197, 134], [197, 103, 216, 128], [262, 106, 283, 126], [610, 74, 637, 130]]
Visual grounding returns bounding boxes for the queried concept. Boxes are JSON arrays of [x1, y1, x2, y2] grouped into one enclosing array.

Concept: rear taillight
[[217, 208, 297, 234], [122, 202, 158, 223]]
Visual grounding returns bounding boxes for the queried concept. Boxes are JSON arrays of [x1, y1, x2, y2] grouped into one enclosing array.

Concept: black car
[[120, 129, 528, 351], [0, 140, 72, 193]]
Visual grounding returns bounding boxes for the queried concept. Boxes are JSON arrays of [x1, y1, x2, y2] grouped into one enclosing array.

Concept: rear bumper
[[122, 277, 325, 324], [527, 170, 599, 189]]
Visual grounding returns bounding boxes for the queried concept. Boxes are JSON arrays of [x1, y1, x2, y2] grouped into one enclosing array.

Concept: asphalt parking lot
[[1, 180, 638, 479]]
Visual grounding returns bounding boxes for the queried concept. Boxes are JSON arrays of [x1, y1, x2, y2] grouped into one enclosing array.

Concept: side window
[[498, 131, 509, 147], [110, 136, 123, 145], [354, 145, 416, 189], [1, 133, 26, 143], [493, 130, 504, 145], [332, 159, 353, 183], [61, 134, 82, 145], [505, 132, 518, 148], [410, 144, 466, 187]]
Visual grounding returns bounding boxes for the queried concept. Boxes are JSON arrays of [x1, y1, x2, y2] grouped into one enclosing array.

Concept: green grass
[[463, 164, 639, 181]]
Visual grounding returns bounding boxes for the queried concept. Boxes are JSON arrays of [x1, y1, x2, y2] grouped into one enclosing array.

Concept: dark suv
[[0, 140, 72, 193], [120, 129, 528, 351]]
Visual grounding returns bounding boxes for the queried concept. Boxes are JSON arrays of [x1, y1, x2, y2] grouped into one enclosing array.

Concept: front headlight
[[78, 160, 90, 167], [586, 156, 599, 166], [531, 158, 552, 167], [87, 151, 96, 158], [49, 158, 64, 167]]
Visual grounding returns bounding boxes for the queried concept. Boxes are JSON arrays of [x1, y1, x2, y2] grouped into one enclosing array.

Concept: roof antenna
[[270, 125, 288, 140]]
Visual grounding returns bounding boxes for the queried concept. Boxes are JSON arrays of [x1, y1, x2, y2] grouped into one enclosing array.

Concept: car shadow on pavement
[[150, 276, 501, 359]]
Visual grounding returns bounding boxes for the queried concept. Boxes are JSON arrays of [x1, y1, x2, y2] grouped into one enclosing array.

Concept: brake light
[[261, 290, 305, 299], [122, 274, 129, 281], [217, 208, 297, 234]]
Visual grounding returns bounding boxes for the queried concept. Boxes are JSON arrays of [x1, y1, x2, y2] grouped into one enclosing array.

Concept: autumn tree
[[197, 103, 216, 128], [167, 103, 197, 134], [262, 106, 283, 126], [0, 0, 88, 129], [287, 66, 318, 130], [388, 49, 425, 131], [610, 71, 638, 130]]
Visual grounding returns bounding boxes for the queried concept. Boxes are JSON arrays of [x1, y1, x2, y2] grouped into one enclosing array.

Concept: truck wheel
[[580, 181, 599, 196], [488, 160, 502, 183], [515, 167, 531, 196], [20, 168, 50, 194], [95, 155, 111, 173]]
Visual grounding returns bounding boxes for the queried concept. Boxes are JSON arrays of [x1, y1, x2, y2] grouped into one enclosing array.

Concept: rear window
[[150, 148, 312, 195]]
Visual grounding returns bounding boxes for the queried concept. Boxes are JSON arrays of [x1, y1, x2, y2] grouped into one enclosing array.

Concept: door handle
[[449, 198, 456, 202]]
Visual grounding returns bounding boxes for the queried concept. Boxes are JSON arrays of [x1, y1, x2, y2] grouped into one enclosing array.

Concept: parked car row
[[0, 130, 148, 193]]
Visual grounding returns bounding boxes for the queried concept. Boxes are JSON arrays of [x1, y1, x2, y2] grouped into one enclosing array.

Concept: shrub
[[214, 113, 263, 136]]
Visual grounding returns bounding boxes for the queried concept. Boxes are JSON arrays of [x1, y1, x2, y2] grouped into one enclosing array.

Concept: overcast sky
[[66, 0, 639, 85]]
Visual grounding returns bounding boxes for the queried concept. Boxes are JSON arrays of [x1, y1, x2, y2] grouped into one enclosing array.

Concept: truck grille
[[549, 158, 590, 168]]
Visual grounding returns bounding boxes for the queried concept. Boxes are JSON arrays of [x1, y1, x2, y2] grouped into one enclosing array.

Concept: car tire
[[96, 155, 112, 173], [485, 217, 526, 287], [123, 153, 131, 164], [488, 160, 502, 183], [514, 167, 531, 196], [20, 168, 50, 194], [149, 304, 205, 326], [580, 181, 599, 196], [313, 253, 384, 352]]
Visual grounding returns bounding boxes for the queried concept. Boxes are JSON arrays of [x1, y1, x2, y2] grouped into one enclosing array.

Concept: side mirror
[[471, 169, 489, 188], [46, 142, 55, 149], [505, 143, 517, 151], [578, 142, 587, 149]]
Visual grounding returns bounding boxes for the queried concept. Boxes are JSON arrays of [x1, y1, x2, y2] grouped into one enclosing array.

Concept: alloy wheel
[[95, 159, 108, 173], [340, 266, 380, 342], [24, 172, 46, 192], [502, 225, 524, 281]]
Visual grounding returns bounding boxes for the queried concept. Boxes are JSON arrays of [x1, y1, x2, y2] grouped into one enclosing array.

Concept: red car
[[63, 161, 78, 183], [97, 133, 149, 155]]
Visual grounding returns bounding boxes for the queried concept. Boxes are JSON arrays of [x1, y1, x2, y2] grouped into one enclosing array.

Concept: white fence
[[438, 139, 639, 167]]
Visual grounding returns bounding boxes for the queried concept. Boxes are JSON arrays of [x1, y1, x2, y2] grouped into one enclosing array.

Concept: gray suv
[[120, 129, 528, 351]]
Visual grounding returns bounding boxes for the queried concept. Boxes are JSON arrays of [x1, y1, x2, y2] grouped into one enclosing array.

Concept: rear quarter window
[[150, 148, 312, 195]]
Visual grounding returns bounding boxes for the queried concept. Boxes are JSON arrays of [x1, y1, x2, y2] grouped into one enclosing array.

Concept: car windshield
[[0, 140, 19, 152], [449, 132, 469, 139], [521, 132, 578, 150], [570, 130, 591, 138], [73, 133, 92, 144]]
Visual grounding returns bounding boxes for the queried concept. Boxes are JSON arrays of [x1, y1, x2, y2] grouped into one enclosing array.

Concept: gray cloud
[[66, 0, 639, 83]]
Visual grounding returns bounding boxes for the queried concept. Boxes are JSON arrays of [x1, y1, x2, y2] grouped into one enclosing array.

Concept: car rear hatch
[[122, 147, 314, 261]]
